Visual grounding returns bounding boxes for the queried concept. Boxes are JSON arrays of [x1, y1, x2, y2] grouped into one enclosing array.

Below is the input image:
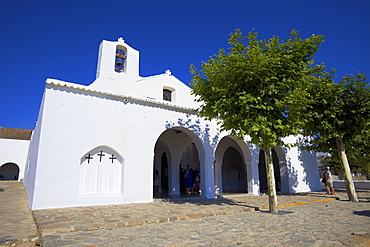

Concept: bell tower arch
[[91, 37, 140, 94], [115, 45, 127, 73]]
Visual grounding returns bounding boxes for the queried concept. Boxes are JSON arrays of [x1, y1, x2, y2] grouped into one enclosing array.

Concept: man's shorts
[[326, 181, 333, 187]]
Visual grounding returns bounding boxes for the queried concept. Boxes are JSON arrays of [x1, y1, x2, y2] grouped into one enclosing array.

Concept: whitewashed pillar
[[248, 145, 261, 195]]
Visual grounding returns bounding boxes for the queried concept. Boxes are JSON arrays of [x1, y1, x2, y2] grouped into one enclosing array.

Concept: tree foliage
[[191, 29, 324, 148], [190, 29, 326, 212], [304, 73, 369, 145], [302, 73, 370, 160], [303, 72, 370, 201]]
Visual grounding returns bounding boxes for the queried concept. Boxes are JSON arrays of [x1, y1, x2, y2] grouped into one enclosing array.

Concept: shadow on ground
[[353, 210, 370, 217], [164, 196, 260, 210]]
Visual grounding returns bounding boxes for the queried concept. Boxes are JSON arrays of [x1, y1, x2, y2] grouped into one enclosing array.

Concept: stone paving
[[41, 200, 370, 247], [1, 181, 370, 246], [0, 181, 39, 246]]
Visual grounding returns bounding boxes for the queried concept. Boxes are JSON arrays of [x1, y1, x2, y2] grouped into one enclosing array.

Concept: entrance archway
[[258, 147, 287, 193], [222, 147, 247, 192], [153, 127, 204, 197], [0, 163, 20, 180], [215, 136, 251, 194]]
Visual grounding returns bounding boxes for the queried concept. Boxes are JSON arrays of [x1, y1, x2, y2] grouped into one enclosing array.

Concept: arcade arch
[[153, 127, 205, 197], [0, 163, 20, 180], [214, 136, 252, 193], [222, 147, 246, 192], [258, 146, 289, 193]]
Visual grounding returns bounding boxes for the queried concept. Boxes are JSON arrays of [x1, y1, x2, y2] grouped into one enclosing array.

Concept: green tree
[[349, 152, 370, 179], [303, 73, 370, 201], [349, 128, 370, 178], [190, 29, 325, 213]]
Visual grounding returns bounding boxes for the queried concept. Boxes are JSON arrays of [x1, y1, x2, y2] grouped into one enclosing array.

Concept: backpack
[[322, 172, 327, 183]]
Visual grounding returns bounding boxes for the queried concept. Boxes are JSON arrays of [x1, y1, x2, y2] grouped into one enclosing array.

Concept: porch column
[[169, 158, 180, 195], [201, 156, 216, 199], [247, 145, 261, 195]]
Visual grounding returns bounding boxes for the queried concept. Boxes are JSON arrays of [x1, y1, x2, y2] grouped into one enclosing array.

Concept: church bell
[[115, 49, 126, 72], [115, 58, 123, 67]]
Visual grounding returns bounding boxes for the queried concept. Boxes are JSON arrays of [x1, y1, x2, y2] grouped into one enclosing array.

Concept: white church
[[1, 38, 321, 210]]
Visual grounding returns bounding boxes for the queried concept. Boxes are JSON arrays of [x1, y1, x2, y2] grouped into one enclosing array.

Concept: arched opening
[[222, 147, 247, 192], [180, 142, 200, 195], [153, 127, 204, 198], [214, 136, 251, 194], [0, 163, 20, 180], [258, 147, 286, 193], [115, 45, 127, 73]]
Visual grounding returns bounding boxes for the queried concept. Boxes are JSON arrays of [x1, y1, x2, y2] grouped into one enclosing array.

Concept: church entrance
[[153, 127, 203, 198], [214, 136, 251, 194], [258, 147, 286, 193], [0, 163, 19, 180], [221, 147, 247, 192]]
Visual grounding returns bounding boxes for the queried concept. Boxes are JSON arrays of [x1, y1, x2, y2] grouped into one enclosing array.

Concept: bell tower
[[90, 37, 140, 94]]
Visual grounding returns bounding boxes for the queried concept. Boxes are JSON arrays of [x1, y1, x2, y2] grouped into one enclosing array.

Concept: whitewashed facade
[[23, 38, 321, 210]]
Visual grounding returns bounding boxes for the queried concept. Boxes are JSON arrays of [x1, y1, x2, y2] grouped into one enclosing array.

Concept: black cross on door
[[85, 153, 93, 164], [97, 151, 105, 162], [109, 154, 117, 163]]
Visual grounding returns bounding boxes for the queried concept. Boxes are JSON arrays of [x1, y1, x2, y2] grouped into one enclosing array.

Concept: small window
[[115, 46, 126, 73], [163, 89, 172, 101]]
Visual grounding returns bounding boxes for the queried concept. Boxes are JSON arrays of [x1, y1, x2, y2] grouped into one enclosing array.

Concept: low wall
[[333, 181, 370, 190], [321, 180, 370, 190]]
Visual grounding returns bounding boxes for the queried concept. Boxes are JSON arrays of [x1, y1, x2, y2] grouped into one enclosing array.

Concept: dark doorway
[[258, 149, 281, 193], [222, 147, 247, 192], [0, 163, 19, 180], [160, 152, 169, 194]]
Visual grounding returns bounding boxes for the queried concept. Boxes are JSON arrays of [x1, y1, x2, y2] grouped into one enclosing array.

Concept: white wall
[[283, 136, 321, 193], [29, 86, 128, 209]]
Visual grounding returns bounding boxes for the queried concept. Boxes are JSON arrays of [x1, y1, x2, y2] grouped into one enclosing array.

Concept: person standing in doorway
[[153, 170, 160, 194], [324, 167, 336, 195], [192, 168, 200, 194], [184, 165, 193, 195]]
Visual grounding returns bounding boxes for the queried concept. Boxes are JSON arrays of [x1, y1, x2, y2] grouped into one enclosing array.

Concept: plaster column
[[201, 156, 216, 199], [248, 145, 261, 195], [214, 159, 222, 194], [169, 158, 181, 195]]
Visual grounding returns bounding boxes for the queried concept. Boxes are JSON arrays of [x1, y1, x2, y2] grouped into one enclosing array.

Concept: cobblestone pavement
[[0, 181, 39, 247], [41, 200, 370, 247], [1, 181, 370, 246], [34, 189, 370, 246]]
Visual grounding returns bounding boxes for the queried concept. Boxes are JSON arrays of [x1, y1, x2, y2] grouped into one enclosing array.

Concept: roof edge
[[45, 79, 197, 114]]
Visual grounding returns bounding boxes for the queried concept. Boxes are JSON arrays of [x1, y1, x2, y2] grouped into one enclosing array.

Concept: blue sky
[[1, 0, 369, 130]]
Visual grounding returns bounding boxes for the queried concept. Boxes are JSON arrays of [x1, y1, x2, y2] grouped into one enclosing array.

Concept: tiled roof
[[0, 127, 33, 140]]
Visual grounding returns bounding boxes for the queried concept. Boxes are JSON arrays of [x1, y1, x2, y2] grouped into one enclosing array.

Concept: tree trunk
[[264, 145, 278, 213], [335, 137, 358, 202]]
